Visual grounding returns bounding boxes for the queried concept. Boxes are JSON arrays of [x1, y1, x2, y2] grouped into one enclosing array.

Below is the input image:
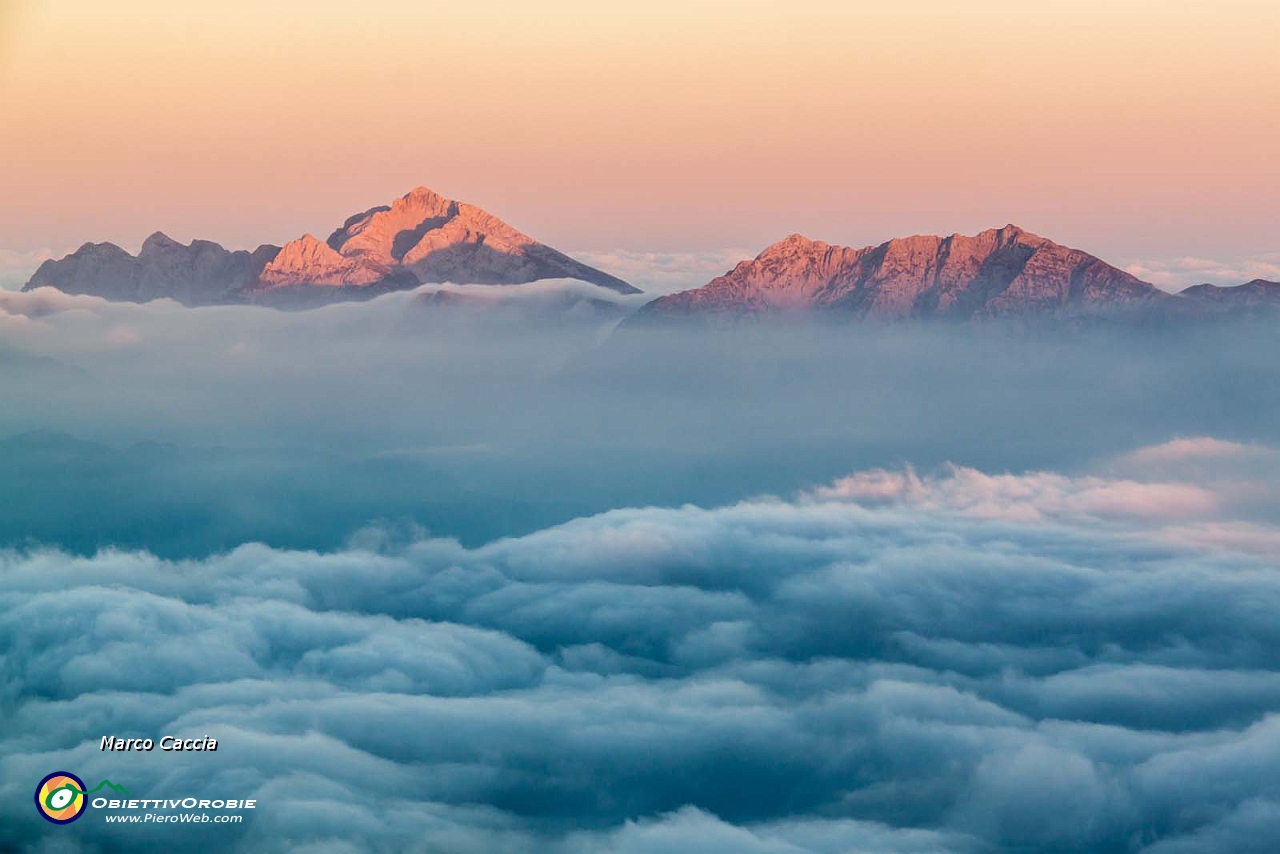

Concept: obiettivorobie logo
[[34, 771, 256, 826], [35, 771, 129, 824]]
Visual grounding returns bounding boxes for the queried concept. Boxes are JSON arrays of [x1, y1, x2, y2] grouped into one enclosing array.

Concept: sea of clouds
[[2, 283, 1279, 852], [2, 437, 1279, 852]]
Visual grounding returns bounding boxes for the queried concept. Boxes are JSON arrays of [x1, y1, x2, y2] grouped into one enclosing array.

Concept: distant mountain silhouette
[[1176, 279, 1280, 313], [23, 233, 279, 306]]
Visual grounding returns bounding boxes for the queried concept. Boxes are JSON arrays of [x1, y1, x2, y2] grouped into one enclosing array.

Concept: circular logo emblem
[[35, 771, 87, 824]]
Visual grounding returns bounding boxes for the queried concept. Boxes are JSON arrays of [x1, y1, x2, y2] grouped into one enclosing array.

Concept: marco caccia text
[[100, 736, 218, 751]]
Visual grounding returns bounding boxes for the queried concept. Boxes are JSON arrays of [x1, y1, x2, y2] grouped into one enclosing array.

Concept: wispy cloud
[[1123, 254, 1280, 292], [811, 463, 1221, 522], [569, 249, 751, 295], [0, 247, 63, 290]]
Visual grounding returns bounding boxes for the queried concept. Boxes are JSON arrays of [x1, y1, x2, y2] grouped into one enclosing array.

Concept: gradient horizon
[[1, 0, 1276, 269]]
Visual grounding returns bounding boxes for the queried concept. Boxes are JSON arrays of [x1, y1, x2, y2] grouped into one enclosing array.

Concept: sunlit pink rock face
[[637, 225, 1163, 321], [257, 234, 384, 287], [256, 187, 637, 294]]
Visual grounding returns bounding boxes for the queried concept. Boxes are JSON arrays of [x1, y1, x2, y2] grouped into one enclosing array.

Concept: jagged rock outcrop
[[23, 233, 279, 306], [634, 225, 1164, 322], [23, 186, 638, 306], [257, 234, 388, 288]]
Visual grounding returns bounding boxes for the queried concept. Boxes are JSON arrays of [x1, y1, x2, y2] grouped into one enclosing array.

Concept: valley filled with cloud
[[2, 286, 1279, 852]]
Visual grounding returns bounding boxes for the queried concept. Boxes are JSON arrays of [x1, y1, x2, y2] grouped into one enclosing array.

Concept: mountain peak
[[780, 233, 815, 246], [140, 231, 182, 254], [634, 226, 1160, 322], [72, 241, 129, 258], [758, 233, 823, 258], [253, 188, 638, 297], [404, 186, 450, 204]]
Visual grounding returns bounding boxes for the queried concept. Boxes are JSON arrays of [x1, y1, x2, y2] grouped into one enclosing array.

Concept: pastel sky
[[0, 0, 1276, 269]]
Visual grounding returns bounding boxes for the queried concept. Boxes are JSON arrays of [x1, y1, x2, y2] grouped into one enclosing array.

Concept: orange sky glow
[[0, 0, 1276, 266]]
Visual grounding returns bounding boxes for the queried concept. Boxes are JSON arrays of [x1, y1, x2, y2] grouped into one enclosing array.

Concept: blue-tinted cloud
[[2, 444, 1278, 852]]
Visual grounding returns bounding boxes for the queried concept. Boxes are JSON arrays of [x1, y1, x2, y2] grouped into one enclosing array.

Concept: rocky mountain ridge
[[635, 225, 1170, 322], [23, 187, 638, 306], [23, 233, 280, 307]]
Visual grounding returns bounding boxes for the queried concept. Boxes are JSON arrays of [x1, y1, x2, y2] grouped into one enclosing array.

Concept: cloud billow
[[2, 441, 1279, 853]]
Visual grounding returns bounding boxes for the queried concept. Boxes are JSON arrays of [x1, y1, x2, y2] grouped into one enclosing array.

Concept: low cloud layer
[[3, 441, 1278, 852]]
